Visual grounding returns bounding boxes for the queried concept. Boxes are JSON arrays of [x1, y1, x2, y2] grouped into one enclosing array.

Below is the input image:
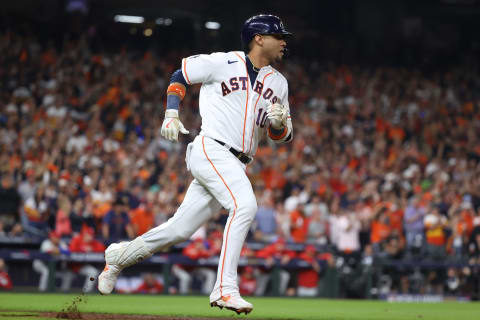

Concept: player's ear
[[253, 34, 264, 47]]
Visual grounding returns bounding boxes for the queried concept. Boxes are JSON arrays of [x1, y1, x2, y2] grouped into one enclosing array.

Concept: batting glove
[[266, 103, 288, 129], [160, 109, 189, 142]]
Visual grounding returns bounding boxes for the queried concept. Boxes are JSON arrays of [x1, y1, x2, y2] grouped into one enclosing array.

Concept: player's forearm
[[166, 69, 188, 110], [161, 69, 191, 141]]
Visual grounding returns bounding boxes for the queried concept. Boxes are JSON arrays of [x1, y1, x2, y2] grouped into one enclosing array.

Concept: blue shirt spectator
[[253, 196, 277, 242], [403, 196, 426, 250], [102, 200, 134, 240]]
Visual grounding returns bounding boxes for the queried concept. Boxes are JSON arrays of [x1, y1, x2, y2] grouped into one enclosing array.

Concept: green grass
[[1, 293, 480, 320]]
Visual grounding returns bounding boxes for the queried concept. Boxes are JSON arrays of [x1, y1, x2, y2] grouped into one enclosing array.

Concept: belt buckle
[[219, 140, 251, 164], [239, 153, 252, 165]]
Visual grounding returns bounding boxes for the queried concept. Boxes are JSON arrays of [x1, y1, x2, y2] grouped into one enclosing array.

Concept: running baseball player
[[98, 14, 293, 315]]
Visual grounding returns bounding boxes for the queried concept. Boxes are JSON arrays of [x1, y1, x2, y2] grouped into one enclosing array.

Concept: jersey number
[[256, 108, 268, 128]]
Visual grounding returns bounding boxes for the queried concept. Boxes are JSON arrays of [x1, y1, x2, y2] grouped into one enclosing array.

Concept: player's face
[[261, 34, 287, 63]]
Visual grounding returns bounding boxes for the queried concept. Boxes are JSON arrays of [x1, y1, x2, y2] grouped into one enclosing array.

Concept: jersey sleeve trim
[[182, 58, 192, 85]]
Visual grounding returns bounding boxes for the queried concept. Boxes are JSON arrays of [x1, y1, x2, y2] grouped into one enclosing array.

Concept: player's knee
[[240, 198, 258, 221], [248, 198, 258, 213]]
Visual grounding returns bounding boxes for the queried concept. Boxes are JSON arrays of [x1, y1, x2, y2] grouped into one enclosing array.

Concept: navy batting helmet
[[241, 14, 292, 50]]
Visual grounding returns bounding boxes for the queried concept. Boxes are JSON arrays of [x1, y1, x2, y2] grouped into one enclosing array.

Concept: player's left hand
[[266, 103, 288, 129], [161, 109, 190, 142]]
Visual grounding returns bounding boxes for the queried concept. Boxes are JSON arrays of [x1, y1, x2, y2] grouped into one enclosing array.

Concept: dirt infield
[[54, 294, 241, 320], [0, 311, 242, 320], [44, 312, 239, 320], [0, 293, 243, 320]]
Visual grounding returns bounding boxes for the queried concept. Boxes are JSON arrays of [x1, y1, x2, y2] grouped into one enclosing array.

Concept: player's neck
[[246, 52, 269, 70]]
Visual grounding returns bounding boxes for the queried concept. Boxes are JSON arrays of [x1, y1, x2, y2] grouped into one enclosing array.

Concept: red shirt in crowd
[[133, 281, 164, 294], [183, 239, 212, 260], [69, 227, 106, 272], [239, 267, 256, 296], [0, 271, 13, 290], [69, 233, 105, 253], [256, 239, 297, 260], [388, 209, 404, 233], [297, 246, 320, 288]]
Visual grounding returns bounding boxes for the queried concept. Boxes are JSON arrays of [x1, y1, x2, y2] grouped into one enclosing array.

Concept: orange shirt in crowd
[[388, 209, 404, 233], [425, 218, 446, 246], [370, 221, 390, 244], [260, 167, 287, 190], [290, 210, 309, 243], [130, 206, 154, 236], [459, 210, 474, 236], [425, 227, 445, 246], [93, 202, 111, 218]]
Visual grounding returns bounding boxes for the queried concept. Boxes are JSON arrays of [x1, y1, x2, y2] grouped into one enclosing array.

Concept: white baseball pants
[[142, 135, 257, 299]]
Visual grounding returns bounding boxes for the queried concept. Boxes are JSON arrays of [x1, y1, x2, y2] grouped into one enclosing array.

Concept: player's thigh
[[190, 136, 256, 212], [174, 178, 223, 231]]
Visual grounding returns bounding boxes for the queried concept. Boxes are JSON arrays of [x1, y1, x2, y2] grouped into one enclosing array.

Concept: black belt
[[213, 139, 252, 164]]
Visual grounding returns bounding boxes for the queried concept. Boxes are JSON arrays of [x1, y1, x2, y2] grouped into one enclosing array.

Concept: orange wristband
[[167, 83, 186, 100], [268, 126, 288, 140]]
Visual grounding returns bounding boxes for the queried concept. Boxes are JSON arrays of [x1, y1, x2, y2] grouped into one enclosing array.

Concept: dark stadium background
[[3, 0, 480, 64]]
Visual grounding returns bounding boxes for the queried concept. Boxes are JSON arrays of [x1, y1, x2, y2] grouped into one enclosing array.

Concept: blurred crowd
[[1, 28, 480, 298]]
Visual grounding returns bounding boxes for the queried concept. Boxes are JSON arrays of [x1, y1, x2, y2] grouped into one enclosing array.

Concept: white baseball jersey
[[182, 51, 290, 157], [138, 51, 293, 303]]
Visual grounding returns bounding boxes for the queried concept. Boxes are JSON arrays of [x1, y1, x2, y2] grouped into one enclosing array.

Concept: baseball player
[[98, 14, 293, 315]]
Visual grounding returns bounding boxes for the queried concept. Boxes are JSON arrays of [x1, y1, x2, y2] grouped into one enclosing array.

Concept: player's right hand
[[160, 109, 189, 142]]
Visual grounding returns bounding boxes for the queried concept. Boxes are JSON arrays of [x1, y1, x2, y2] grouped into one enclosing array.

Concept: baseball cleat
[[211, 295, 253, 315], [98, 238, 153, 295], [97, 242, 126, 295], [210, 300, 224, 309]]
